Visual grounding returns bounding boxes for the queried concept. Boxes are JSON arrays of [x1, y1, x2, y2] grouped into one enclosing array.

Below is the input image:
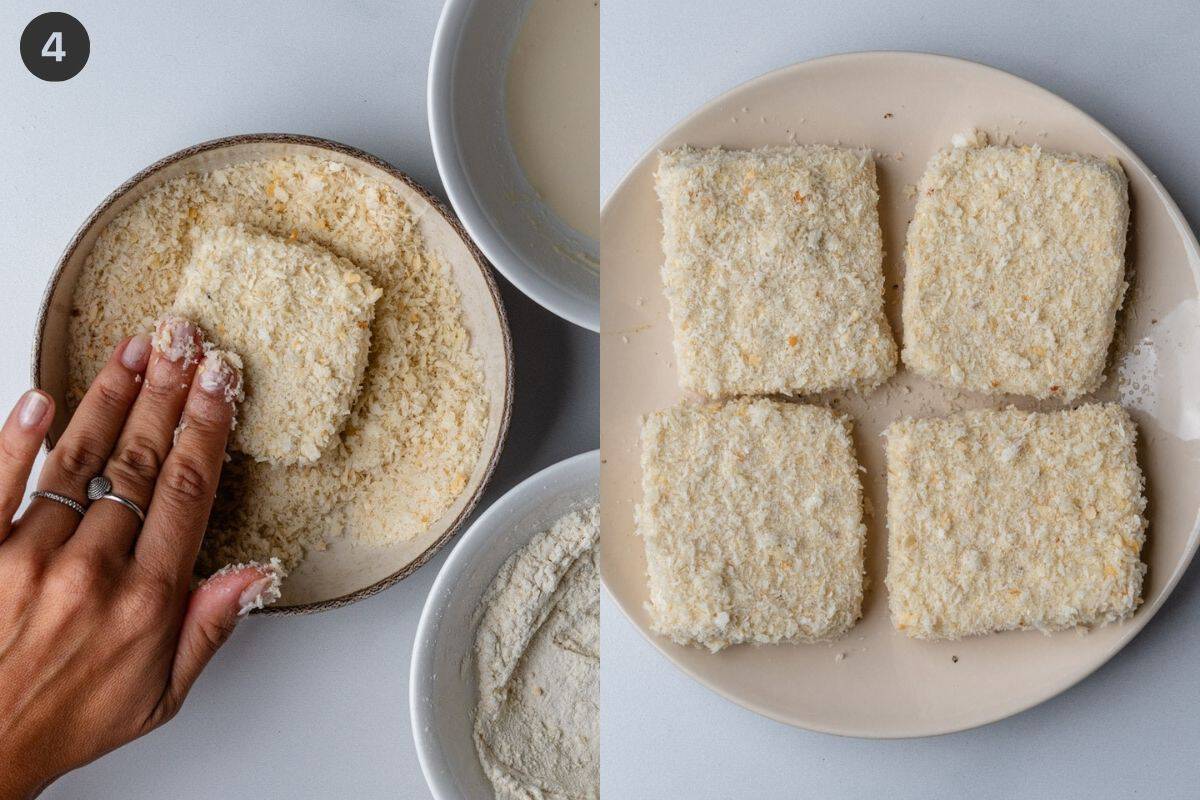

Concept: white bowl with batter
[[410, 450, 599, 799], [428, 0, 599, 331]]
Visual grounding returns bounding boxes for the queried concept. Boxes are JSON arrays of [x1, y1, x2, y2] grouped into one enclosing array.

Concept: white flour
[[1117, 298, 1200, 442], [474, 504, 599, 800]]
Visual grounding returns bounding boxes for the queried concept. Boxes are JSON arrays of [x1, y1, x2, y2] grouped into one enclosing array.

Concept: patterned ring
[[87, 475, 146, 524], [29, 490, 86, 516]]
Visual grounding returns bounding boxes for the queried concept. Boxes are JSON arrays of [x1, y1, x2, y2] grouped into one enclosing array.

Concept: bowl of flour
[[410, 450, 599, 800]]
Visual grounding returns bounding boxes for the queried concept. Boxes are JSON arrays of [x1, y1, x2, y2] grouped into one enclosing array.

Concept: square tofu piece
[[637, 398, 867, 652], [174, 224, 382, 465], [885, 404, 1147, 640], [902, 136, 1129, 400], [655, 146, 896, 397]]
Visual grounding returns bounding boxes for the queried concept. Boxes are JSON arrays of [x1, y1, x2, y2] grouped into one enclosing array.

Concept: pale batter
[[505, 0, 599, 241]]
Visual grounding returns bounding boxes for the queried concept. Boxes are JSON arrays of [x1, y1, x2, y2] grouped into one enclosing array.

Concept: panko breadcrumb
[[174, 223, 381, 465], [885, 404, 1147, 640], [637, 398, 866, 652], [655, 146, 896, 397], [902, 134, 1129, 400], [67, 154, 488, 573]]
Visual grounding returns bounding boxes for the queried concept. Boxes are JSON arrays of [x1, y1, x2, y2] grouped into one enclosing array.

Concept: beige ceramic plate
[[35, 134, 513, 614], [600, 52, 1200, 737]]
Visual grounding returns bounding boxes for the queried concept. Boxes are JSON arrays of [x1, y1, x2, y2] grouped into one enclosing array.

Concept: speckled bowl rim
[[32, 132, 514, 615]]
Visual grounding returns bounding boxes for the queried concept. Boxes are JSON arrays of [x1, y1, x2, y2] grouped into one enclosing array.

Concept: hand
[[0, 318, 283, 799]]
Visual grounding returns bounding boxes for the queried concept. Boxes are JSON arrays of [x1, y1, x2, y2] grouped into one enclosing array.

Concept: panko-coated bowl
[[33, 133, 513, 613]]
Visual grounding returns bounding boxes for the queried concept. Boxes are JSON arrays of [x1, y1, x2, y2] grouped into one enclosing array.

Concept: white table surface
[[1, 1, 597, 797], [600, 1, 1200, 798]]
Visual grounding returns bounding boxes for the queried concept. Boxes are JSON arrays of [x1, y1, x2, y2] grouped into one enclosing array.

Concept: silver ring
[[29, 490, 86, 516], [87, 476, 146, 524]]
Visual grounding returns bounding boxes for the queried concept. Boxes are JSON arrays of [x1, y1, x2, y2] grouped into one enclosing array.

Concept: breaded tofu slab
[[655, 146, 896, 397], [886, 404, 1147, 640], [902, 136, 1129, 400], [174, 224, 382, 465], [637, 398, 867, 652]]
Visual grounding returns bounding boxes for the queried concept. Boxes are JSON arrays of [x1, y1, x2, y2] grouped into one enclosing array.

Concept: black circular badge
[[20, 12, 89, 82]]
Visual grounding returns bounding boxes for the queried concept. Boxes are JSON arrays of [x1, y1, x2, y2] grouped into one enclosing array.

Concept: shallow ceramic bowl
[[410, 450, 598, 799], [33, 133, 513, 613], [429, 0, 599, 331]]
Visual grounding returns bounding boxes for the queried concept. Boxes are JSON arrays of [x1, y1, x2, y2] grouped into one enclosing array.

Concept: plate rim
[[598, 49, 1200, 738]]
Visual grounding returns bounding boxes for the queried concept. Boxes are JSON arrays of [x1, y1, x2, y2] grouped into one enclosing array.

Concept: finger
[[135, 349, 241, 586], [19, 335, 150, 549], [0, 391, 54, 543], [156, 560, 283, 722], [74, 317, 203, 558]]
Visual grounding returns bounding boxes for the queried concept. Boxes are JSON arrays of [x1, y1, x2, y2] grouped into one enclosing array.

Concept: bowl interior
[[36, 138, 512, 610], [411, 450, 598, 800], [432, 0, 599, 330]]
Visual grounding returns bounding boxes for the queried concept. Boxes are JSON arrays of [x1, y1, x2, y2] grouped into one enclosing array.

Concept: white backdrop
[[3, 0, 1200, 797], [600, 1, 1200, 798], [1, 1, 598, 797]]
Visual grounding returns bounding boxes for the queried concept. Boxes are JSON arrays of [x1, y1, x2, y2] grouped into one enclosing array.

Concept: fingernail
[[121, 334, 151, 369], [16, 391, 49, 429], [151, 316, 200, 365], [198, 350, 244, 403], [237, 576, 276, 617], [198, 557, 286, 617], [237, 568, 284, 616]]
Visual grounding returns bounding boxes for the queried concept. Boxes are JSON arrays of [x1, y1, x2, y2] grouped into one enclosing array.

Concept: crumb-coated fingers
[[133, 350, 243, 589], [73, 318, 203, 559]]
